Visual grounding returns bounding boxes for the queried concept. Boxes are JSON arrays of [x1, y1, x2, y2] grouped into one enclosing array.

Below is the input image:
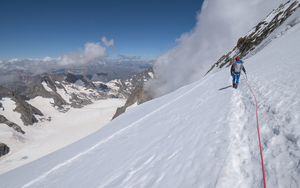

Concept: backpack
[[233, 60, 243, 72]]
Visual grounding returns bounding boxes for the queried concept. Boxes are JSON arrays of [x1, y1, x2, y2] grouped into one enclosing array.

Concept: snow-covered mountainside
[[0, 2, 299, 187], [29, 74, 110, 110], [0, 95, 126, 174], [0, 67, 153, 131], [98, 66, 154, 99]]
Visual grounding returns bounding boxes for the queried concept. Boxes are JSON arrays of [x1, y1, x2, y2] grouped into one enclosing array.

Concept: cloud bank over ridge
[[145, 0, 289, 98], [0, 38, 113, 74]]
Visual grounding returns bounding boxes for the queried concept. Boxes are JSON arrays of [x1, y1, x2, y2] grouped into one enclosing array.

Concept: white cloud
[[8, 58, 19, 63], [145, 0, 289, 98], [42, 56, 56, 62], [59, 42, 107, 66], [101, 36, 114, 47]]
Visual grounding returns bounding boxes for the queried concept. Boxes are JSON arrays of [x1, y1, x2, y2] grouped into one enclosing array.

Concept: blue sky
[[0, 0, 203, 61]]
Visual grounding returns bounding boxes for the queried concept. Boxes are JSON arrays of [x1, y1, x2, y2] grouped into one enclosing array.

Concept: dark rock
[[70, 93, 92, 108], [65, 73, 79, 83], [98, 83, 109, 91], [28, 81, 53, 98], [111, 67, 154, 120], [41, 76, 57, 91], [12, 91, 43, 125], [0, 143, 10, 157], [65, 73, 96, 89], [28, 80, 67, 108], [0, 85, 43, 126], [111, 106, 127, 120], [0, 115, 25, 134], [78, 75, 96, 89]]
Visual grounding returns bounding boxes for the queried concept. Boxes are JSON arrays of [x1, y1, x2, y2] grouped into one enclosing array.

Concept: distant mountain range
[[0, 60, 153, 95], [0, 65, 154, 158]]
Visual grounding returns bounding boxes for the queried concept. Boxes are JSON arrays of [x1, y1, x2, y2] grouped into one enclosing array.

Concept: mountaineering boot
[[235, 82, 239, 89], [233, 83, 236, 88]]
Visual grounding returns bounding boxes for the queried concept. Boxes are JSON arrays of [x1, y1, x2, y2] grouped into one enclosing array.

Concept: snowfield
[[1, 6, 300, 188], [0, 98, 125, 174]]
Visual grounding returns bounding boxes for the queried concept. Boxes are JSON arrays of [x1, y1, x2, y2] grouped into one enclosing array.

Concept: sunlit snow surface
[[0, 98, 125, 174], [1, 13, 300, 188]]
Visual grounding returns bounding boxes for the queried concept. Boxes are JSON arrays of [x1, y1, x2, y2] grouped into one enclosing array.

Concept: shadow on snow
[[218, 85, 232, 91]]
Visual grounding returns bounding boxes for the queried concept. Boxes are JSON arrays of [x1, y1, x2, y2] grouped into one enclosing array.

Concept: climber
[[231, 56, 246, 89]]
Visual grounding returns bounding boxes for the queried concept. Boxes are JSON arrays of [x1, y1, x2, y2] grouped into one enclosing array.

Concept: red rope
[[242, 73, 267, 188]]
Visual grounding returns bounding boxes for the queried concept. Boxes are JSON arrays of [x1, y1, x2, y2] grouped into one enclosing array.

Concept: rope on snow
[[242, 73, 267, 188]]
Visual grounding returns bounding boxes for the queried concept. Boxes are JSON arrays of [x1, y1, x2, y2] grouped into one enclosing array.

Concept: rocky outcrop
[[111, 84, 152, 120], [28, 74, 111, 110], [65, 73, 96, 89], [41, 76, 57, 91], [78, 75, 96, 89], [65, 73, 79, 83], [237, 1, 299, 57], [0, 85, 43, 126], [13, 91, 43, 125], [0, 143, 10, 157], [70, 93, 93, 108], [111, 85, 142, 120], [98, 83, 109, 91], [28, 76, 67, 108], [64, 73, 108, 107], [107, 67, 154, 99], [206, 0, 300, 74], [111, 67, 154, 120], [0, 115, 25, 134]]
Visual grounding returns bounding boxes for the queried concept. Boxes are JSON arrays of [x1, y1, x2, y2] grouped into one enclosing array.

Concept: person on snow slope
[[231, 56, 246, 89]]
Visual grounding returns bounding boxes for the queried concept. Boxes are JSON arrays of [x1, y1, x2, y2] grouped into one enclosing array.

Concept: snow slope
[[0, 10, 300, 188]]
